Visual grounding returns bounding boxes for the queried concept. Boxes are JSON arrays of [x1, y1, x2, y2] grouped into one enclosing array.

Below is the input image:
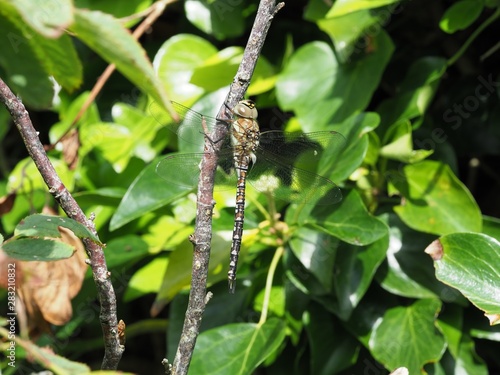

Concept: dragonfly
[[150, 100, 345, 293]]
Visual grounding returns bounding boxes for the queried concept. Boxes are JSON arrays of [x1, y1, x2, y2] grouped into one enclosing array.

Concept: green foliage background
[[1, 0, 500, 374]]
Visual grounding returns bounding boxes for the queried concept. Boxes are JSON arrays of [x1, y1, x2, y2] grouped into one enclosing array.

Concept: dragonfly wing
[[248, 156, 342, 205], [259, 130, 346, 171], [149, 101, 223, 151], [251, 131, 345, 205], [156, 151, 236, 191]]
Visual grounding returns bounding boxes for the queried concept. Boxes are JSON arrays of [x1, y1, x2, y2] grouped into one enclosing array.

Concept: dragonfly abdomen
[[228, 161, 250, 293]]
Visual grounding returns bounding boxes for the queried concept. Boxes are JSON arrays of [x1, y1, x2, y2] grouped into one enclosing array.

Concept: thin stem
[[0, 79, 123, 369], [258, 246, 285, 325], [171, 2, 284, 374], [447, 7, 500, 67]]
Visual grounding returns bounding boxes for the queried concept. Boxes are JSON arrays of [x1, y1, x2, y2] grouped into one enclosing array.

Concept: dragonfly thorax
[[233, 100, 258, 119]]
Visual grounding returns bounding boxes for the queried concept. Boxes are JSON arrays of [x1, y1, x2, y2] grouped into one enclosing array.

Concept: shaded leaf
[[440, 0, 484, 33]]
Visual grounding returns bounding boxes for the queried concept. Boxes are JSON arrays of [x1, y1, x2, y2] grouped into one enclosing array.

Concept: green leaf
[[2, 238, 75, 261], [425, 233, 500, 325], [75, 0, 152, 26], [380, 120, 433, 163], [318, 10, 379, 62], [369, 299, 446, 374], [153, 34, 218, 103], [377, 214, 463, 301], [191, 47, 276, 95], [4, 0, 73, 38], [276, 31, 393, 128], [8, 157, 74, 194], [289, 227, 339, 292], [14, 213, 101, 244], [3, 330, 91, 374], [191, 46, 243, 91], [334, 232, 388, 319], [110, 157, 190, 230], [301, 189, 388, 246], [0, 13, 54, 108], [328, 0, 402, 17], [152, 231, 230, 309], [69, 9, 170, 112], [189, 318, 286, 375], [391, 161, 482, 235], [377, 57, 447, 133], [102, 235, 150, 269], [184, 0, 245, 40], [325, 112, 380, 184], [440, 0, 485, 34], [125, 256, 168, 302], [483, 215, 500, 241]]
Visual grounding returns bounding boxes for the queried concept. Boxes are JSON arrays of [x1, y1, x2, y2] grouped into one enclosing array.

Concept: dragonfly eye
[[234, 100, 258, 119]]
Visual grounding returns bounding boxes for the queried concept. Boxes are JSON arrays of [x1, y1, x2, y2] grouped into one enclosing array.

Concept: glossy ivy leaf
[[304, 302, 360, 374], [69, 9, 171, 112], [380, 119, 433, 163], [327, 0, 402, 17], [153, 34, 217, 103], [320, 112, 380, 185], [185, 0, 245, 40], [298, 189, 388, 246], [376, 214, 465, 302], [289, 227, 339, 292], [189, 318, 286, 374], [438, 307, 489, 375], [369, 299, 446, 374], [440, 0, 484, 34], [276, 31, 393, 129], [5, 0, 73, 38], [110, 156, 191, 230], [425, 233, 500, 325], [391, 161, 482, 235]]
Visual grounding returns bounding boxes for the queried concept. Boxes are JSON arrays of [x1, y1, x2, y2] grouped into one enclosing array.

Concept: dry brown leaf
[[1, 226, 88, 337], [60, 129, 80, 170], [0, 192, 16, 216]]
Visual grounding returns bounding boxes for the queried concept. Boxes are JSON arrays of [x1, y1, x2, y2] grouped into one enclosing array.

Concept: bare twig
[[0, 78, 124, 369], [50, 0, 179, 150], [170, 1, 284, 374]]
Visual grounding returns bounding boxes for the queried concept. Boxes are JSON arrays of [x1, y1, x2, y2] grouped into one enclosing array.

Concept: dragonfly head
[[233, 100, 258, 120]]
